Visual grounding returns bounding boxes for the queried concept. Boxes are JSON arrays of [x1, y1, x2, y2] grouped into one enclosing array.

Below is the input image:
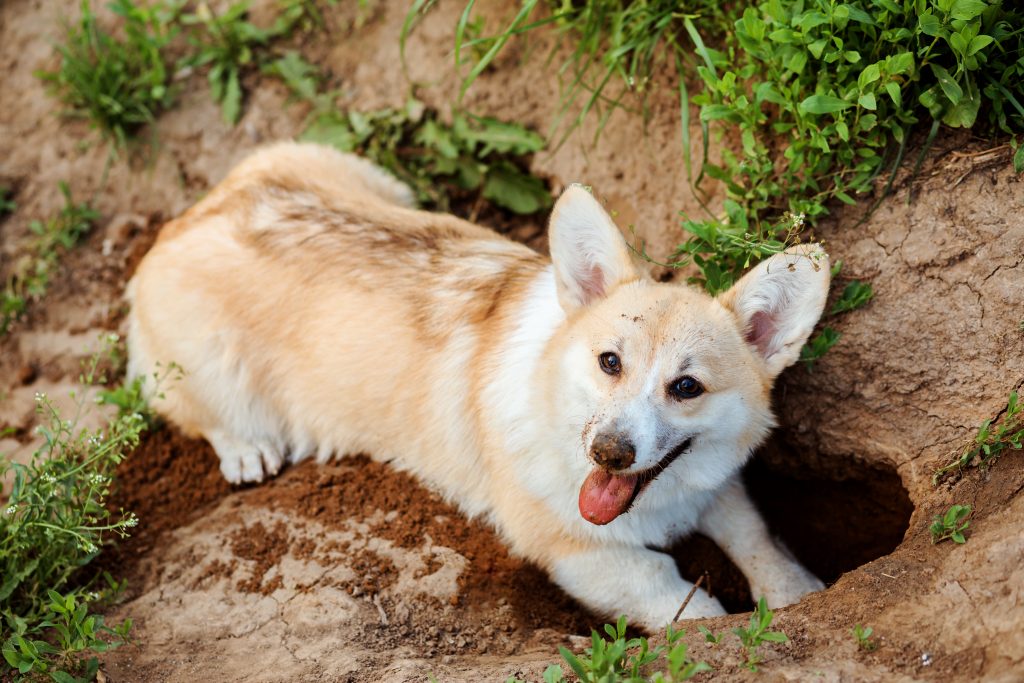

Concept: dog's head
[[543, 185, 830, 526]]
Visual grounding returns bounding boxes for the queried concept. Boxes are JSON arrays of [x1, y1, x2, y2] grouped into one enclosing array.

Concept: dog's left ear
[[718, 244, 831, 378], [548, 185, 639, 312]]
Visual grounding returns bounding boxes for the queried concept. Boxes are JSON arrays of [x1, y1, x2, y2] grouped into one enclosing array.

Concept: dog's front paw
[[753, 563, 825, 609]]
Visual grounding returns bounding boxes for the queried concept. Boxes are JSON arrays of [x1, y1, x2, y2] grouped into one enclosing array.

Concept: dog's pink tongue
[[579, 468, 639, 525]]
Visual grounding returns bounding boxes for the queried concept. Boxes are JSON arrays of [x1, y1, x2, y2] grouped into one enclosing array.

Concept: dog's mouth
[[578, 437, 693, 526]]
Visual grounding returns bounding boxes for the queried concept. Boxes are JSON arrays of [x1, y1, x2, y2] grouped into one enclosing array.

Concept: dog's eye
[[599, 352, 621, 375], [669, 376, 703, 399]]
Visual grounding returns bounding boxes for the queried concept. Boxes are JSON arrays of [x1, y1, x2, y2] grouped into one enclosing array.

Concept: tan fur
[[128, 142, 830, 628]]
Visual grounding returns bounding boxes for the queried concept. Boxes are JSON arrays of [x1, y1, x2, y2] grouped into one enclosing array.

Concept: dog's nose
[[590, 432, 635, 470]]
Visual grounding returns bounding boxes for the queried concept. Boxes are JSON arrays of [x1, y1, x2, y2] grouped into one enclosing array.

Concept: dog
[[127, 142, 828, 630]]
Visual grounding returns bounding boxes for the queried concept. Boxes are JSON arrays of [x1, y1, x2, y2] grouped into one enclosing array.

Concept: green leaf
[[950, 0, 988, 20], [482, 162, 551, 214], [858, 92, 877, 110], [300, 113, 357, 151], [930, 64, 963, 105], [943, 78, 981, 127], [967, 34, 993, 56], [1014, 144, 1024, 174], [559, 647, 588, 681], [222, 68, 242, 124], [885, 82, 902, 107], [799, 95, 852, 115], [918, 12, 942, 37], [50, 671, 79, 683], [858, 64, 880, 89], [542, 664, 564, 683]]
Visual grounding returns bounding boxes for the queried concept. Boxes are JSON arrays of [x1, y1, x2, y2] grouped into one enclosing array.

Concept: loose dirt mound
[[2, 0, 1023, 681]]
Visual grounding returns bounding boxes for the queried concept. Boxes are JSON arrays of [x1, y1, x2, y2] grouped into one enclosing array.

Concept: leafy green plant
[[800, 327, 841, 368], [829, 280, 874, 315], [930, 503, 971, 544], [262, 47, 553, 216], [934, 391, 1023, 482], [37, 0, 180, 148], [180, 0, 324, 124], [0, 341, 148, 679], [852, 623, 877, 651], [180, 1, 272, 124], [440, 0, 1024, 298], [732, 597, 789, 672], [2, 183, 98, 335], [3, 586, 132, 681], [549, 617, 711, 683], [697, 625, 723, 645]]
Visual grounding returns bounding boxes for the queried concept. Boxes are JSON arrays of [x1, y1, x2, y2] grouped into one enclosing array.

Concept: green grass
[[440, 0, 1024, 295], [37, 0, 180, 149], [514, 602, 792, 680], [507, 616, 711, 683], [180, 1, 272, 124], [1, 183, 98, 336], [929, 503, 971, 544], [852, 623, 878, 651], [39, 0, 327, 141], [934, 391, 1023, 482], [261, 50, 552, 216], [732, 597, 789, 672]]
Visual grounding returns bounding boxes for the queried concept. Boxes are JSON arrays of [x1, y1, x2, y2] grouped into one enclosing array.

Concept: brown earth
[[2, 0, 1023, 681]]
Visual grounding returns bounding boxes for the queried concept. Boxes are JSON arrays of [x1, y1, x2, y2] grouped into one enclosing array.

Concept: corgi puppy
[[127, 142, 828, 629]]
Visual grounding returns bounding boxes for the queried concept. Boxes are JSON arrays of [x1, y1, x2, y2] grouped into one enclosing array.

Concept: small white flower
[[4, 505, 16, 516], [125, 515, 139, 528], [42, 473, 57, 484], [107, 333, 120, 343], [34, 392, 46, 402]]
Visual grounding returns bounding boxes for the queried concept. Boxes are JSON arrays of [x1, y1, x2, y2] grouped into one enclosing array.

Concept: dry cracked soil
[[1, 0, 1023, 681]]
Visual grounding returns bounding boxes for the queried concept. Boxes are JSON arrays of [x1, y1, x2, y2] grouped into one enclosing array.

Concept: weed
[[0, 338, 153, 679], [1, 183, 98, 335], [934, 391, 1023, 482], [930, 504, 971, 544], [800, 327, 841, 369], [829, 281, 874, 316], [181, 1, 272, 124], [276, 0, 338, 32], [301, 98, 551, 215], [0, 186, 16, 217], [440, 0, 1024, 299], [540, 616, 710, 682], [732, 597, 789, 672], [38, 0, 180, 149], [180, 0, 321, 124], [852, 624, 877, 651], [697, 625, 723, 645]]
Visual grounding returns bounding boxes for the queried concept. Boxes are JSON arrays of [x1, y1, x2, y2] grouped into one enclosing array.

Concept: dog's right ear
[[548, 185, 639, 313]]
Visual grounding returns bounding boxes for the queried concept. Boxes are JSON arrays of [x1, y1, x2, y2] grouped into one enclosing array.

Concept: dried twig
[[672, 572, 708, 623]]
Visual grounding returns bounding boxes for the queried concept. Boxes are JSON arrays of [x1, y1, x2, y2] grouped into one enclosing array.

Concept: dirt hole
[[670, 435, 914, 614]]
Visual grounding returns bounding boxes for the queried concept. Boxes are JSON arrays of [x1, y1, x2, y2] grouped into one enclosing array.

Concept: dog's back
[[128, 142, 545, 500]]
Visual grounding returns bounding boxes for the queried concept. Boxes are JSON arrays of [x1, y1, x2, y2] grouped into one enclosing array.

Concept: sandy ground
[[2, 0, 1023, 681]]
